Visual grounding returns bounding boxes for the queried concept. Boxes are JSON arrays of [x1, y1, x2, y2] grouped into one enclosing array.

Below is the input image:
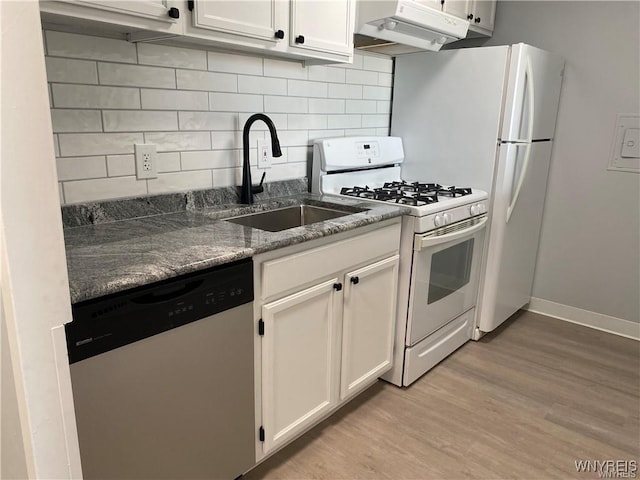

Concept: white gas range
[[312, 136, 489, 386]]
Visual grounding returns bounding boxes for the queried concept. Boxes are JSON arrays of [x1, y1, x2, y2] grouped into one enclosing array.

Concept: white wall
[[458, 1, 640, 324], [44, 32, 393, 204]]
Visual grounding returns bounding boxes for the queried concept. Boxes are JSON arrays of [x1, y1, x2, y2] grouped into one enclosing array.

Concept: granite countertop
[[64, 193, 407, 304]]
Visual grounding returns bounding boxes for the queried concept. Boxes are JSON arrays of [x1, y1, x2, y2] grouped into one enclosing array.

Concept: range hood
[[355, 0, 469, 55]]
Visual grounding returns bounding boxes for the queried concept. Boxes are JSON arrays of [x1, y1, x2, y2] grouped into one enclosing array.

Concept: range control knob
[[477, 203, 486, 214], [444, 213, 452, 224], [470, 204, 478, 216], [434, 214, 445, 227]]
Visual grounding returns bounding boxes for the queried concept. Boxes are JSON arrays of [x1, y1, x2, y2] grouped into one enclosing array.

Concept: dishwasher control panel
[[66, 258, 253, 363]]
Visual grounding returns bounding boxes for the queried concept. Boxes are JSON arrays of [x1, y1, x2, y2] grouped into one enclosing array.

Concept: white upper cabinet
[[442, 0, 496, 36], [289, 0, 355, 56], [39, 0, 183, 37], [192, 0, 282, 42]]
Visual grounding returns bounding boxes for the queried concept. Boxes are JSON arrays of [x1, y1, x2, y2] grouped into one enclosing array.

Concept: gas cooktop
[[340, 181, 474, 207]]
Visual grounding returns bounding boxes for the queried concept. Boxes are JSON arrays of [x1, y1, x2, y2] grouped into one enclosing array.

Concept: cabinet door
[[67, 0, 177, 21], [443, 0, 472, 21], [289, 0, 355, 55], [193, 0, 283, 42], [261, 279, 340, 454], [341, 255, 399, 401], [471, 0, 496, 33]]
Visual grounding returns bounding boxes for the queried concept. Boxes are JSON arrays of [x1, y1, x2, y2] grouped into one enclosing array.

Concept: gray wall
[[458, 1, 640, 322]]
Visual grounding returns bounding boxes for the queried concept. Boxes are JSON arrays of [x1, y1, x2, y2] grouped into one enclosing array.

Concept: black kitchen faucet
[[241, 113, 282, 204]]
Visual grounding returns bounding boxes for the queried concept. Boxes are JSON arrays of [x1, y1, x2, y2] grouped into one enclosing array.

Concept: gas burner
[[437, 186, 473, 197], [340, 186, 376, 198]]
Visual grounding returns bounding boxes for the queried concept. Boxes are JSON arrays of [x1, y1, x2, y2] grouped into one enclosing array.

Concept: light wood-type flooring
[[245, 311, 640, 479]]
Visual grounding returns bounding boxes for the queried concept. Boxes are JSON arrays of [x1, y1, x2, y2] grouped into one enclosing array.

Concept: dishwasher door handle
[[131, 279, 204, 304]]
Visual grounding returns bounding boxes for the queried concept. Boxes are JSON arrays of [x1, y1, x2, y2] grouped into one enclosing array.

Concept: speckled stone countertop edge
[[66, 194, 408, 305]]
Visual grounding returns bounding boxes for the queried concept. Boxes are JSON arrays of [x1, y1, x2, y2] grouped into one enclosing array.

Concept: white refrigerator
[[391, 43, 564, 335]]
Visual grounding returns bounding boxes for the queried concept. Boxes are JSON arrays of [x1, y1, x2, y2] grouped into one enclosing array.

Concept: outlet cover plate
[[257, 138, 272, 168], [135, 144, 158, 179]]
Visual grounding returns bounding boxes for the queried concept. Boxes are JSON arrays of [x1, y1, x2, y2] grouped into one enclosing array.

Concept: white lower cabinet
[[255, 221, 401, 458], [341, 255, 399, 401], [260, 279, 340, 453]]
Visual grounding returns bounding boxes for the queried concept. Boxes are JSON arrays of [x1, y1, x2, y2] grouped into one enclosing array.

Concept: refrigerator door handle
[[507, 57, 535, 223]]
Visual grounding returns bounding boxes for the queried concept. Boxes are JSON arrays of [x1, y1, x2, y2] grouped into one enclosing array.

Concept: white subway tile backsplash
[[51, 109, 102, 133], [138, 43, 207, 70], [59, 133, 143, 156], [212, 168, 240, 187], [363, 86, 392, 101], [238, 113, 287, 131], [238, 75, 286, 95], [46, 31, 137, 63], [362, 114, 390, 128], [308, 129, 344, 141], [147, 170, 213, 194], [287, 146, 311, 163], [328, 114, 361, 129], [179, 112, 238, 131], [277, 130, 309, 147], [106, 155, 136, 177], [309, 98, 345, 114], [287, 114, 327, 130], [103, 111, 178, 132], [46, 57, 98, 84], [264, 96, 307, 113], [64, 177, 147, 203], [288, 80, 328, 98], [377, 101, 391, 114], [344, 128, 378, 136], [345, 69, 379, 86], [209, 92, 263, 112], [363, 55, 393, 73], [331, 53, 364, 70], [141, 89, 209, 111], [182, 150, 240, 170], [98, 63, 176, 89], [46, 31, 393, 204], [52, 84, 140, 109], [345, 100, 377, 114], [157, 152, 181, 173], [208, 51, 262, 75], [57, 156, 107, 181], [264, 58, 307, 80], [176, 70, 237, 92], [328, 83, 363, 99], [59, 184, 65, 204], [145, 132, 211, 151], [376, 127, 390, 136], [308, 66, 346, 83]]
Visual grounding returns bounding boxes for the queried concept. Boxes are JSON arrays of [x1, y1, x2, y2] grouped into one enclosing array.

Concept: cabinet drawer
[[261, 223, 401, 300]]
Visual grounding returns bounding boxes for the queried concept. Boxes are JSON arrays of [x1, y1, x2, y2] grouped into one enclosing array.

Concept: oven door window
[[427, 238, 474, 304]]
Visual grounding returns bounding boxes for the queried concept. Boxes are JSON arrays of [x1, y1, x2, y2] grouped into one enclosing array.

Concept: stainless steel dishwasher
[[66, 259, 255, 480]]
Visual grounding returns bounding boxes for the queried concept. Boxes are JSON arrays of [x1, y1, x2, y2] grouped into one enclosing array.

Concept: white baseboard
[[526, 297, 640, 341]]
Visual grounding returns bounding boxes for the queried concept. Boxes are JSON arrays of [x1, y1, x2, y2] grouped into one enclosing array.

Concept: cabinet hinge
[[259, 426, 265, 442], [258, 319, 264, 336], [187, 0, 194, 12]]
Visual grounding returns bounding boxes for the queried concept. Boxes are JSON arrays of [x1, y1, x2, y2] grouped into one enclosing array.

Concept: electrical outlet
[[134, 144, 157, 179], [257, 138, 272, 168]]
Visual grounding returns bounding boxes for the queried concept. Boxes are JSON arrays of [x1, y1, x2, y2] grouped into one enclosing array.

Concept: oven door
[[406, 215, 487, 346]]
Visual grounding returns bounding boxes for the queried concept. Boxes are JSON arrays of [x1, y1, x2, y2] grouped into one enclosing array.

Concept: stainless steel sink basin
[[225, 205, 355, 232]]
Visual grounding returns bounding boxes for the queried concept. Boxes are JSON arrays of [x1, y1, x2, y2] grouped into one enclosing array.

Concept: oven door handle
[[415, 216, 488, 251]]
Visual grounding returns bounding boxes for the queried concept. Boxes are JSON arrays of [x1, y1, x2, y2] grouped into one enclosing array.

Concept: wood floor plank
[[245, 312, 640, 479]]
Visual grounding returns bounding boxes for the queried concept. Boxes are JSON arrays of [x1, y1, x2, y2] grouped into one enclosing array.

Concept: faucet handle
[[251, 171, 266, 195]]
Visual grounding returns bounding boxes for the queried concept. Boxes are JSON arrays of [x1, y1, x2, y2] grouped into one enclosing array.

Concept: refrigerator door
[[476, 141, 553, 333], [501, 43, 565, 142], [391, 46, 510, 193]]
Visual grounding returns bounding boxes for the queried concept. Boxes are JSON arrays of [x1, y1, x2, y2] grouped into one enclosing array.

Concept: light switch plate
[[608, 114, 640, 173]]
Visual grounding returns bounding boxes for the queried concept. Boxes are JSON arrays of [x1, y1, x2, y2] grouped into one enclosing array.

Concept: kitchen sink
[[225, 205, 356, 232]]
